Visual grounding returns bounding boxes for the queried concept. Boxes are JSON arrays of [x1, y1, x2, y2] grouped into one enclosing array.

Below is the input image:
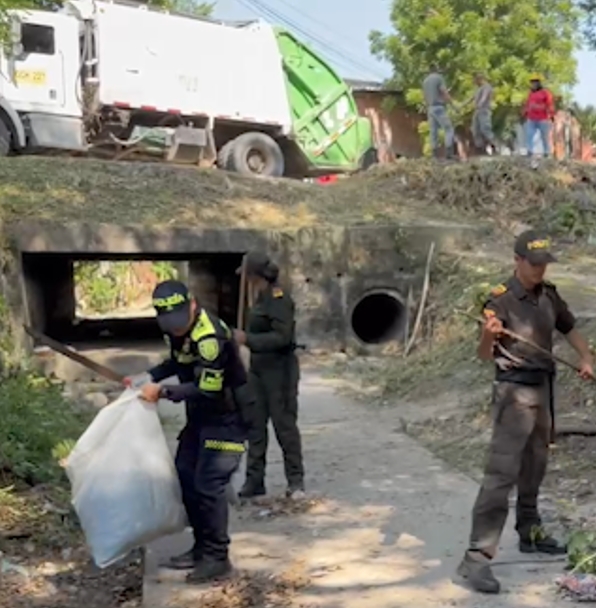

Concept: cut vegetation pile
[[1, 157, 596, 236]]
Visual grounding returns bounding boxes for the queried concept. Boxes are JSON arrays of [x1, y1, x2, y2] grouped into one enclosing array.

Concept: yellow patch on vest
[[272, 287, 284, 298], [490, 284, 507, 297], [483, 309, 496, 318], [198, 337, 220, 362]]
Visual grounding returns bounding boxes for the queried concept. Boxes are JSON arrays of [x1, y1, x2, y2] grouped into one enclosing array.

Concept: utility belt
[[495, 367, 554, 386], [277, 342, 307, 355], [253, 342, 307, 357]]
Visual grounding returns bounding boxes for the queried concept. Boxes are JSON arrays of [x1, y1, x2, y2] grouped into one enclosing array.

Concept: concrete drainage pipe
[[350, 290, 406, 345]]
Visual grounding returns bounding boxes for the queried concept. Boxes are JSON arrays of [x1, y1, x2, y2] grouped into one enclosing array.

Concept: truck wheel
[[216, 139, 235, 170], [227, 132, 284, 177], [0, 120, 11, 156], [359, 147, 378, 170]]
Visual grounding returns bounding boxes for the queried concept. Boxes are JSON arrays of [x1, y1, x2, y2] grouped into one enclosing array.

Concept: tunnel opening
[[350, 290, 406, 345], [21, 252, 244, 346]]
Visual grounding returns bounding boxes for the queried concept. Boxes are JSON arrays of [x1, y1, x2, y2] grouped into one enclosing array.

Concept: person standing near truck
[[232, 251, 305, 500], [523, 74, 555, 158], [423, 65, 458, 160], [128, 280, 253, 583], [464, 72, 497, 155]]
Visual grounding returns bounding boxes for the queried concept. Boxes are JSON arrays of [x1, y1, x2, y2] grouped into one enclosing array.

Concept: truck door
[[1, 15, 67, 112]]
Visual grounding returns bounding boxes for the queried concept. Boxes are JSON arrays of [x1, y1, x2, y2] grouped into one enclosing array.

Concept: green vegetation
[[0, 0, 213, 42], [0, 373, 91, 486], [3, 157, 596, 239], [74, 260, 178, 315], [567, 529, 596, 573], [371, 0, 581, 146], [362, 253, 507, 399]]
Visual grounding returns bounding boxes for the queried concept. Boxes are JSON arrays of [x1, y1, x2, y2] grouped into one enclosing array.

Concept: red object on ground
[[315, 174, 339, 185]]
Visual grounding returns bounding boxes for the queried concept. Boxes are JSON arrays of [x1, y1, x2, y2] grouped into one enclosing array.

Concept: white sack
[[65, 389, 187, 568]]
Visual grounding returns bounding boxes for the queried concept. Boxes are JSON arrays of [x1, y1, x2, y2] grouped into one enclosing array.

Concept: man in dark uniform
[[130, 280, 252, 583], [232, 251, 305, 499], [457, 231, 594, 594]]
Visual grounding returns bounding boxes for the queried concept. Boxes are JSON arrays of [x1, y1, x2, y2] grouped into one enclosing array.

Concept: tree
[[0, 0, 214, 43], [580, 0, 596, 48], [149, 0, 214, 16], [370, 0, 581, 142], [570, 102, 596, 143]]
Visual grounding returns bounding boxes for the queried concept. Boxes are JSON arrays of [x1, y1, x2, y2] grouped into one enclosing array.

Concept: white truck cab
[[0, 9, 84, 152]]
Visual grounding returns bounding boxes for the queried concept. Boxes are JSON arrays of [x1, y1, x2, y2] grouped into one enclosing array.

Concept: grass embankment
[[1, 156, 596, 233]]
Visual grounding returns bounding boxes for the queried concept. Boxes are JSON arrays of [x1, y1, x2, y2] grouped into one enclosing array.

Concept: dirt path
[[143, 369, 569, 608]]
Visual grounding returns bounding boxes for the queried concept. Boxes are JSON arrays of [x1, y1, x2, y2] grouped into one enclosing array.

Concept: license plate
[[15, 70, 46, 85]]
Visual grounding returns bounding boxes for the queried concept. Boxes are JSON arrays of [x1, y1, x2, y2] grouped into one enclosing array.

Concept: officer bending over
[[130, 280, 253, 583]]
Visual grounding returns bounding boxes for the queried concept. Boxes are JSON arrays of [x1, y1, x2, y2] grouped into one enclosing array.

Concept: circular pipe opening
[[350, 290, 405, 345]]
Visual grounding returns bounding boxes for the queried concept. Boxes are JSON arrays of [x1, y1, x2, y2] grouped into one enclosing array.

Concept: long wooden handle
[[24, 325, 126, 383], [456, 310, 581, 373], [237, 254, 247, 330]]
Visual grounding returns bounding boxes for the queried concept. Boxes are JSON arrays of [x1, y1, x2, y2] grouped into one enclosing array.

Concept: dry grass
[[2, 157, 596, 235], [168, 562, 311, 608]]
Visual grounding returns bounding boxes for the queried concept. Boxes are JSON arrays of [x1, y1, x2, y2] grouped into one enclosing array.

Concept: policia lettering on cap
[[457, 230, 594, 595], [124, 280, 255, 584]]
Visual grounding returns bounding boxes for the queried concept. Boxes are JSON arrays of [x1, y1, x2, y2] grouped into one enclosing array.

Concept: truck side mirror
[[9, 16, 24, 58]]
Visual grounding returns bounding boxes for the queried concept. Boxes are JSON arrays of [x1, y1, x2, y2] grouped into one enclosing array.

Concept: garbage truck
[[0, 0, 376, 178]]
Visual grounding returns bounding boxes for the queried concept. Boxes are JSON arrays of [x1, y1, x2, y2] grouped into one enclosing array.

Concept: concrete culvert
[[350, 290, 405, 345]]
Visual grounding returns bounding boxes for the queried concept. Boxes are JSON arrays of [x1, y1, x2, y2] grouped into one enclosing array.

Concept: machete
[[24, 325, 126, 384]]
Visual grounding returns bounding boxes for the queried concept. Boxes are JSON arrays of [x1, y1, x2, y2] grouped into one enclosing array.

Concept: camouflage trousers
[[468, 380, 551, 556]]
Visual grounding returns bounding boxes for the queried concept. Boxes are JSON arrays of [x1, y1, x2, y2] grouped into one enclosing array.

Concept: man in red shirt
[[523, 74, 555, 158]]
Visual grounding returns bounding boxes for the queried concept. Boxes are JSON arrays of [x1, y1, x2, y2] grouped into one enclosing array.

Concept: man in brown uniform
[[457, 230, 594, 594]]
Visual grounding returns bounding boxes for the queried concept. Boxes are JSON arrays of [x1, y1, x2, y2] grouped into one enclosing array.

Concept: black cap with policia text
[[151, 280, 192, 334], [514, 230, 557, 265]]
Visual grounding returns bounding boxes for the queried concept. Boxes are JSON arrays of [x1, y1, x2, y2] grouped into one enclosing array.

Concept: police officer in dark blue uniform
[[134, 280, 253, 583]]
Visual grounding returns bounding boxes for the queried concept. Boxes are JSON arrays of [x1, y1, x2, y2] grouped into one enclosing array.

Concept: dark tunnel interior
[[350, 291, 406, 345]]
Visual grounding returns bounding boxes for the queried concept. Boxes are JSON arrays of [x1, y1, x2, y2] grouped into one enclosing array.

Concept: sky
[[213, 0, 595, 106]]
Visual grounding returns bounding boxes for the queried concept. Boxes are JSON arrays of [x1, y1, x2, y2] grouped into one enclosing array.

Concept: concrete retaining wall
[[5, 219, 489, 353]]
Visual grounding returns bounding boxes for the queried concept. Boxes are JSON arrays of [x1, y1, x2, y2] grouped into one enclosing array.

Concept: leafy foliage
[[74, 261, 178, 314], [0, 0, 214, 43], [162, 0, 214, 16], [371, 0, 581, 143], [570, 102, 596, 143], [581, 0, 596, 49], [0, 373, 91, 485], [568, 529, 596, 573]]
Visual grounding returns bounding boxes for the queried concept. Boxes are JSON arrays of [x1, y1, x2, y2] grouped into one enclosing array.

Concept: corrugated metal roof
[[345, 78, 402, 94]]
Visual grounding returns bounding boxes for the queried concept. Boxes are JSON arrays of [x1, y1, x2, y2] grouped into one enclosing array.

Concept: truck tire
[[216, 139, 235, 170], [0, 120, 11, 156], [227, 132, 284, 177], [359, 147, 378, 170]]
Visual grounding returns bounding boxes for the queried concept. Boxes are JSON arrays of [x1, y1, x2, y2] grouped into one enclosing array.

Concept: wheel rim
[[246, 148, 266, 174]]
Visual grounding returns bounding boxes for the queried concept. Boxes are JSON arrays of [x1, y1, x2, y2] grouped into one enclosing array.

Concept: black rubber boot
[[238, 481, 266, 499], [519, 527, 566, 555], [457, 551, 501, 594], [186, 556, 232, 584], [161, 547, 201, 570]]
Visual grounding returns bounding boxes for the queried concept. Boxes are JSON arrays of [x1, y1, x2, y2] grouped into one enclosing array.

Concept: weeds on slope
[[2, 157, 596, 237]]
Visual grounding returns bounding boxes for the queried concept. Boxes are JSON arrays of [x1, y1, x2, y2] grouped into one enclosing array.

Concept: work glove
[[123, 372, 152, 390]]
